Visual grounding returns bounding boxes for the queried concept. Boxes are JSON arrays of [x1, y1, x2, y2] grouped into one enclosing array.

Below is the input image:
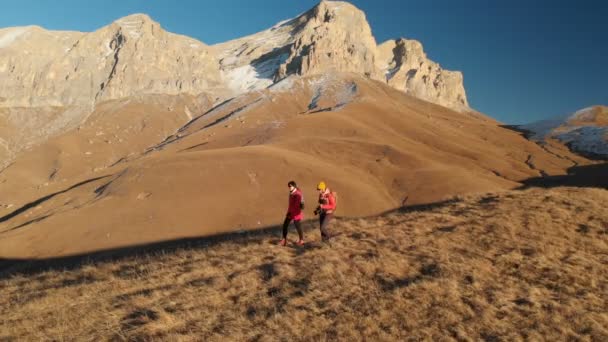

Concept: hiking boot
[[296, 239, 305, 246], [278, 239, 287, 246]]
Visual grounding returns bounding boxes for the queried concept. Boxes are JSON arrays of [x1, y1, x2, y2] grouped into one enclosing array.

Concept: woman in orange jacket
[[314, 181, 336, 242]]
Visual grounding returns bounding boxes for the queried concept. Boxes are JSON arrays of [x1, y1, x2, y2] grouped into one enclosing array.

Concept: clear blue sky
[[1, 0, 606, 124]]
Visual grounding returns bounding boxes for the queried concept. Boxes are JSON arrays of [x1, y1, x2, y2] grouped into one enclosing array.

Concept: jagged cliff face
[[213, 1, 468, 110], [377, 39, 468, 110], [0, 14, 223, 161], [276, 1, 380, 79], [0, 14, 222, 108], [0, 26, 83, 107], [1, 1, 468, 111], [211, 1, 379, 94]]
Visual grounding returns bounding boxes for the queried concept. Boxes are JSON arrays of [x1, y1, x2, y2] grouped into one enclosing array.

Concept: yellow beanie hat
[[317, 181, 326, 191]]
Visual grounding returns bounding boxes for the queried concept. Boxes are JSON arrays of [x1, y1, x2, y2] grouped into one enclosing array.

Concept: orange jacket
[[319, 190, 336, 213]]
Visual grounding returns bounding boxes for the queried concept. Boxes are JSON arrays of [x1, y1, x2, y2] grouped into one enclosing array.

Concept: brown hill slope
[[0, 73, 593, 258], [1, 186, 607, 340], [0, 93, 211, 207]]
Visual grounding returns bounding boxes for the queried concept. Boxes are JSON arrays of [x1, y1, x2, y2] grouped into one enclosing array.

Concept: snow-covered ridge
[[213, 10, 298, 95], [574, 106, 595, 116], [555, 126, 608, 157]]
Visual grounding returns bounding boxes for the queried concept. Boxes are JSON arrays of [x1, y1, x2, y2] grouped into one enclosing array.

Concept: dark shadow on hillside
[[0, 219, 320, 279], [0, 175, 112, 224], [562, 141, 608, 161], [519, 163, 608, 189], [4, 162, 606, 279], [394, 198, 461, 215], [499, 124, 535, 139], [500, 124, 608, 162], [0, 199, 463, 279]]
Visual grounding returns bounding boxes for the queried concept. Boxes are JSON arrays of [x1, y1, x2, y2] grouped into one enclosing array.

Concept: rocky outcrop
[[0, 26, 83, 107], [214, 1, 468, 111], [377, 38, 468, 110], [0, 14, 222, 109], [275, 1, 380, 80], [0, 14, 224, 161]]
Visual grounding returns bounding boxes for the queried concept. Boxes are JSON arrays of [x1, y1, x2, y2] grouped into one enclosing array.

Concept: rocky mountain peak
[[0, 1, 470, 112], [309, 1, 369, 24], [111, 13, 160, 41], [115, 13, 154, 24], [272, 0, 378, 79]]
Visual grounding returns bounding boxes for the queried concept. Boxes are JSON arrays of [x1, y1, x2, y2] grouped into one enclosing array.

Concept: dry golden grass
[[1, 186, 608, 341]]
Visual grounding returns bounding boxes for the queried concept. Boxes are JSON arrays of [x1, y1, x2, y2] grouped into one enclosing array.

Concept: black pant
[[319, 212, 333, 240], [282, 216, 303, 240]]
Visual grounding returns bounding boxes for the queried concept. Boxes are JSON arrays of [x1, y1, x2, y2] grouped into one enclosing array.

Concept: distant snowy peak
[[521, 105, 608, 158], [567, 106, 608, 126]]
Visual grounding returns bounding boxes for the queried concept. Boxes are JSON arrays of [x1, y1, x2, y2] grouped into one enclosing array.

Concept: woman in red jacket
[[279, 180, 305, 246]]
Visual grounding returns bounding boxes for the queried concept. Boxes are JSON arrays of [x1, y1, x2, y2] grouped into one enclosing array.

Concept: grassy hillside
[[2, 186, 607, 341]]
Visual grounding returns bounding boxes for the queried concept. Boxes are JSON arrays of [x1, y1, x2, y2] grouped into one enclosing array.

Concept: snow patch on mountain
[[223, 53, 289, 93], [556, 126, 608, 157], [0, 27, 29, 48]]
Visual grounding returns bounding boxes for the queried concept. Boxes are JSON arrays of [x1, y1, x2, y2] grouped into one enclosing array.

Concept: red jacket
[[287, 188, 304, 221], [320, 190, 336, 213]]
